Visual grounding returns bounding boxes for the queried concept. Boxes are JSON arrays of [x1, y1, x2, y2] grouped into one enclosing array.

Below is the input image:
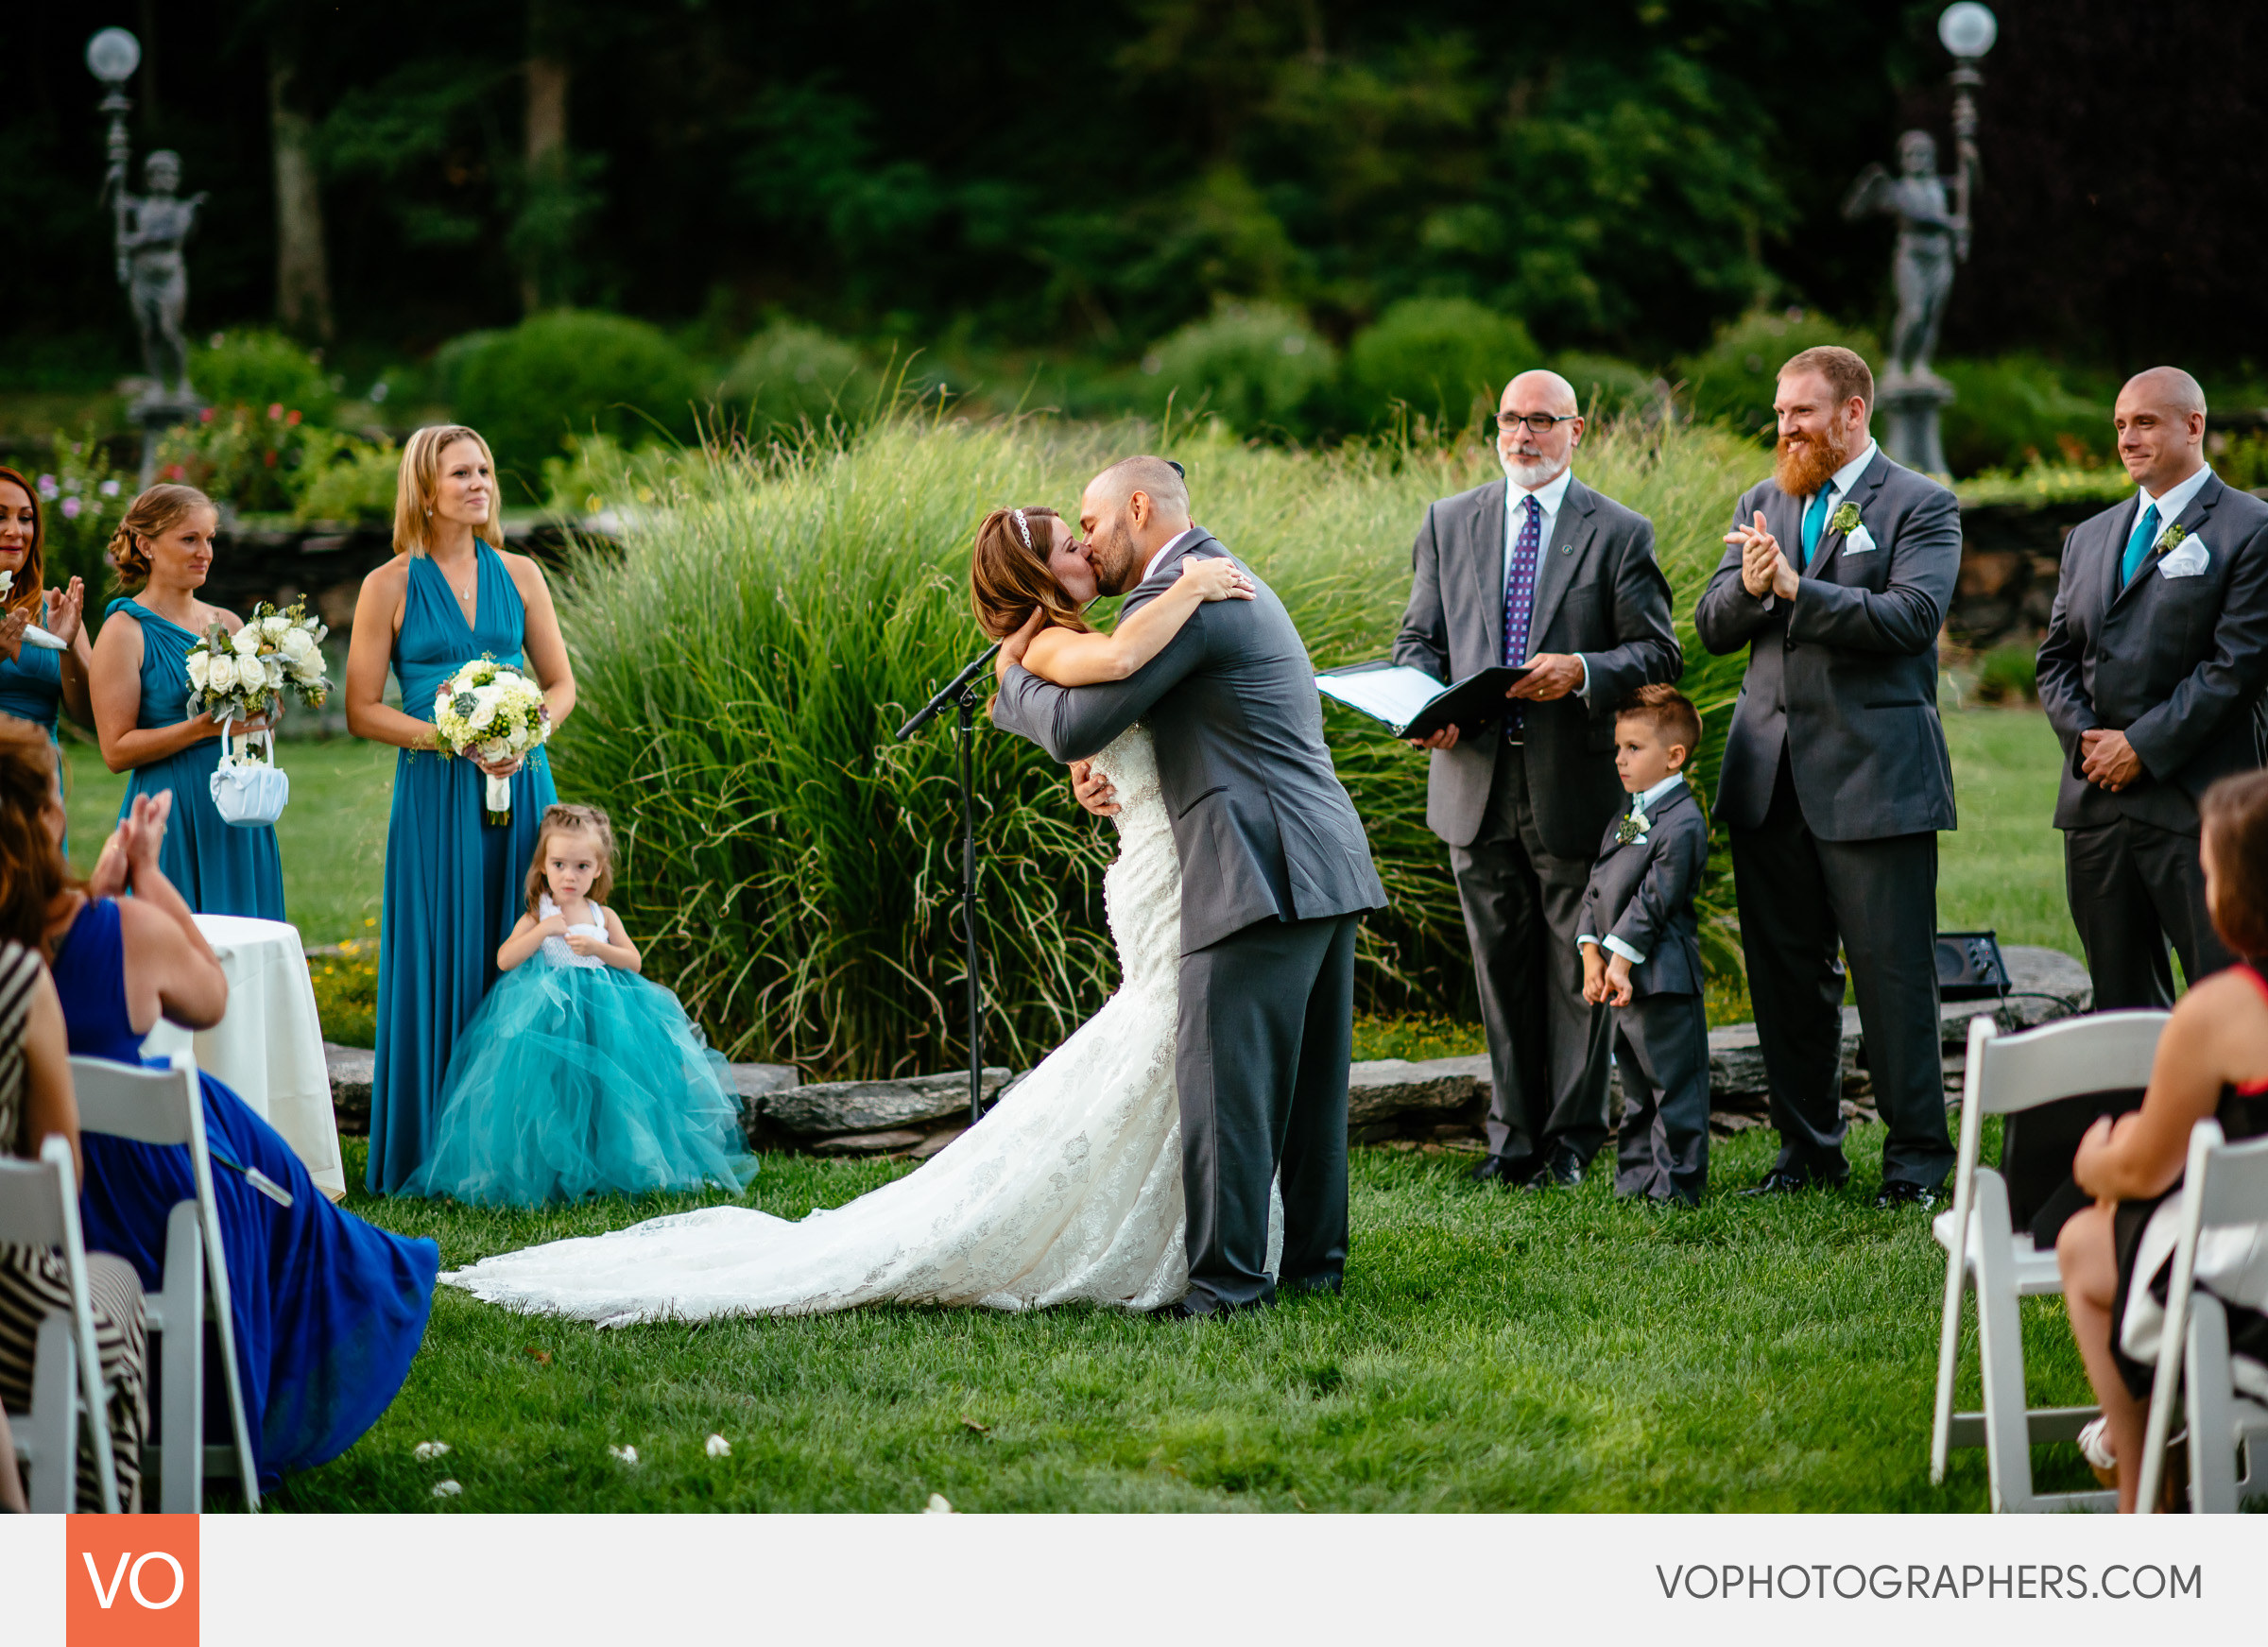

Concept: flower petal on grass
[[924, 1493, 954, 1514], [609, 1445, 639, 1466], [432, 1480, 461, 1498], [413, 1441, 452, 1461], [705, 1434, 731, 1458]]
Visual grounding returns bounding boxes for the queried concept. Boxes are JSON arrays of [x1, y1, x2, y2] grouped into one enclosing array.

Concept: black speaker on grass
[[1935, 929, 2010, 1002]]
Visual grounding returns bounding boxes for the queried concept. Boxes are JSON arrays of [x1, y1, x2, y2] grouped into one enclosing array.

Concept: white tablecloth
[[141, 914, 348, 1200]]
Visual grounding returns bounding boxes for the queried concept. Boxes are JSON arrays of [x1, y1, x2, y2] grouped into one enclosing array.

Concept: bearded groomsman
[[1395, 369, 1681, 1189], [2036, 368, 2268, 1006], [1694, 346, 1959, 1208]]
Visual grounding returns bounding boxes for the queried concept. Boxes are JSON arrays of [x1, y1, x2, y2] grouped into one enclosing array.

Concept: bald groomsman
[[1694, 346, 1961, 1209], [2036, 368, 2268, 1006], [1395, 369, 1681, 1190]]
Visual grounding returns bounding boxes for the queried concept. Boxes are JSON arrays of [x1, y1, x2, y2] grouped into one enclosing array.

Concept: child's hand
[[537, 914, 570, 939], [563, 931, 604, 957], [1605, 953, 1635, 1007], [1579, 945, 1606, 1005]]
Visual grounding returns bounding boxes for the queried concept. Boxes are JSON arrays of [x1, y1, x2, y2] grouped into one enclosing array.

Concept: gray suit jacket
[[1693, 448, 1959, 839], [2036, 472, 2268, 835], [990, 533, 1387, 955], [1391, 474, 1681, 857], [1576, 781, 1709, 999]]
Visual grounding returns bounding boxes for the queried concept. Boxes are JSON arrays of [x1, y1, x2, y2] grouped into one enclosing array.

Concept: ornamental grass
[[551, 411, 1758, 1079]]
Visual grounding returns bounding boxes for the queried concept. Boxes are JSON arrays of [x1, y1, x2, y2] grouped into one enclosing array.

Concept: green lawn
[[100, 708, 2105, 1513], [63, 734, 394, 948]]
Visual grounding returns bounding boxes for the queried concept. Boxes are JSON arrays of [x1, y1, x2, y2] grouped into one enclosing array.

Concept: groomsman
[[1394, 369, 1681, 1189], [1694, 347, 1960, 1208], [2036, 368, 2268, 1006]]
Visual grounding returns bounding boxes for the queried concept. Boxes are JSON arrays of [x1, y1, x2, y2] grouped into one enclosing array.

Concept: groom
[[991, 456, 1388, 1316]]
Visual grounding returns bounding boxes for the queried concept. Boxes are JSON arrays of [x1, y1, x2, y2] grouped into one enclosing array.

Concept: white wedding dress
[[440, 726, 1272, 1325]]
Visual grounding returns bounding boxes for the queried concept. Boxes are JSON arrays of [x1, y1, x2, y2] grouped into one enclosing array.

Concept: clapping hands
[[44, 578, 86, 646], [1726, 511, 1800, 602], [90, 790, 172, 900]]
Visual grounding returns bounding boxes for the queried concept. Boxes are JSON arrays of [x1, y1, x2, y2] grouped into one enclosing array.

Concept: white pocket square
[[2157, 536, 2210, 577], [1841, 524, 1879, 556]]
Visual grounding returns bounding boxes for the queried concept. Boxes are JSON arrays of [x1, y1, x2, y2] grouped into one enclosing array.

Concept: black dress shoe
[[1872, 1181, 1940, 1211], [1280, 1273, 1342, 1298], [1470, 1153, 1534, 1187], [1739, 1165, 1847, 1196], [1522, 1145, 1588, 1190]]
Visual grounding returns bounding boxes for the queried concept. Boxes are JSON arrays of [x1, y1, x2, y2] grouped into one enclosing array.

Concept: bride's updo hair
[[970, 506, 1091, 641]]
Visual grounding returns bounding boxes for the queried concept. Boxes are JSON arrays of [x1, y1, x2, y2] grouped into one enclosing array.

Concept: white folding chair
[[72, 1049, 260, 1512], [2136, 1120, 2268, 1515], [0, 1136, 122, 1512], [1930, 1010, 2168, 1512]]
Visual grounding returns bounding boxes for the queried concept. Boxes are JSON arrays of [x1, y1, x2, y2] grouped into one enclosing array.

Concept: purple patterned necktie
[[1504, 492, 1542, 736]]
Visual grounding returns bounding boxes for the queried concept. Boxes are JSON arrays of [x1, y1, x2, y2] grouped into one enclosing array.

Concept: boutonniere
[[1615, 808, 1649, 846], [2156, 522, 2190, 554], [1829, 502, 1862, 538]]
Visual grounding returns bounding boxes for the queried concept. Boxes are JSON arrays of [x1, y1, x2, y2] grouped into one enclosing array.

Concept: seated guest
[[2057, 768, 2268, 1511], [0, 721, 438, 1490], [1576, 687, 1712, 1206], [0, 911, 146, 1512]]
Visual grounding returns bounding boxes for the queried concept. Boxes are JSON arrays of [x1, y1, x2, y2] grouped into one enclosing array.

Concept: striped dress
[[0, 940, 146, 1511]]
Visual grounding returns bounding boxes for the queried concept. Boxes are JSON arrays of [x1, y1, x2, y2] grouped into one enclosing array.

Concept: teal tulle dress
[[403, 896, 757, 1206], [0, 626, 67, 850], [109, 599, 284, 919], [368, 543, 558, 1193]]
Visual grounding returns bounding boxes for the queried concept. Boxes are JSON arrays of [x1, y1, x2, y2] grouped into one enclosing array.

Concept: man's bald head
[[1497, 369, 1584, 489], [2114, 367, 2209, 495], [1079, 455, 1194, 595], [1502, 369, 1577, 418]]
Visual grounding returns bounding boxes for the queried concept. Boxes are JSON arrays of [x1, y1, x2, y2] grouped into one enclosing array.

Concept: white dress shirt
[[1503, 466, 1589, 696], [2133, 462, 2213, 540], [1141, 525, 1206, 587], [1576, 771, 1687, 965]]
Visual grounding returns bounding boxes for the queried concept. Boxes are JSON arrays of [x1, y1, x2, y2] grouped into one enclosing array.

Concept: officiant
[[1394, 369, 1680, 1189]]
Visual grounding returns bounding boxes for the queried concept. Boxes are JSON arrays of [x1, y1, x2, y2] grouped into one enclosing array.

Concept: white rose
[[207, 654, 238, 693], [232, 627, 262, 660], [186, 651, 211, 692], [291, 652, 324, 683], [266, 657, 291, 691], [279, 627, 317, 663], [261, 613, 292, 640]]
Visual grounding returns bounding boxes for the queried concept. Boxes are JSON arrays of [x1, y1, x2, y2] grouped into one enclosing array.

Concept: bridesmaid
[[88, 484, 285, 918], [347, 425, 574, 1193], [0, 466, 95, 747]]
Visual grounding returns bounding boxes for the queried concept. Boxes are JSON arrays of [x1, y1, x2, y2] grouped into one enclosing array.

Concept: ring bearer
[[1577, 687, 1712, 1205]]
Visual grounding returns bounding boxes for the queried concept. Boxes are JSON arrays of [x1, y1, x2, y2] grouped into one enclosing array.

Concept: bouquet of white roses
[[184, 598, 332, 756], [431, 658, 550, 824]]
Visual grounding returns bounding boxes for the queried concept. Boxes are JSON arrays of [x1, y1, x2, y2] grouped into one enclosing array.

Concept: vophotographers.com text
[[1657, 1563, 2202, 1602]]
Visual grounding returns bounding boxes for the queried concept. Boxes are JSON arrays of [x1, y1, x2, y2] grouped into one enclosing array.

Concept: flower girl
[[404, 803, 758, 1205]]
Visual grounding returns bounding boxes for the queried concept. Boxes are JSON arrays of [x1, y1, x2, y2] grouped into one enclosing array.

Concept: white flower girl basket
[[209, 714, 290, 828]]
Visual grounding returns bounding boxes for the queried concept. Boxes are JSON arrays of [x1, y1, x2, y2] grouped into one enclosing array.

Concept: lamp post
[[1940, 2, 1997, 237], [87, 26, 207, 482]]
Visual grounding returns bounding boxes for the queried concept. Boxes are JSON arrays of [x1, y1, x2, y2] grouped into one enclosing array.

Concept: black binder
[[1315, 661, 1532, 741]]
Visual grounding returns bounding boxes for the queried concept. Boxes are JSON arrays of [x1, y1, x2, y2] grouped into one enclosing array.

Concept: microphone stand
[[896, 641, 1003, 1129]]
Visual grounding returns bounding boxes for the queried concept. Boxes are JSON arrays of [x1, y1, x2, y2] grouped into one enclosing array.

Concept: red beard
[[1775, 424, 1848, 497]]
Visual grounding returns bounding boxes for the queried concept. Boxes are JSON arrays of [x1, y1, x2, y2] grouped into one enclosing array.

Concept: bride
[[439, 505, 1265, 1325]]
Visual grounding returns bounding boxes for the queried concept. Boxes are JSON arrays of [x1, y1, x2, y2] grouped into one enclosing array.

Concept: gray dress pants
[[2065, 815, 2233, 1009], [1450, 739, 1612, 1166]]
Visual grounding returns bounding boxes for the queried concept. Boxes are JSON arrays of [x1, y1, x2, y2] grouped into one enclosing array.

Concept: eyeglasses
[[1495, 411, 1578, 434]]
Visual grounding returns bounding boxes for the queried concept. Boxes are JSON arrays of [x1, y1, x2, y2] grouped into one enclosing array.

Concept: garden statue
[[112, 150, 207, 403], [1842, 129, 1969, 389], [1836, 3, 1996, 476]]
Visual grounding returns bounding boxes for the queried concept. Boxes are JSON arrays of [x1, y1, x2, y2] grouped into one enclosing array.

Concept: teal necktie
[[1801, 488, 1833, 567], [2120, 502, 2161, 592]]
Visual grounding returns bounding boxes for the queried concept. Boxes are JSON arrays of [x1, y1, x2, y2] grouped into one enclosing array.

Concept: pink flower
[[199, 407, 215, 423], [267, 403, 284, 420], [35, 475, 56, 497], [61, 498, 82, 519], [286, 409, 301, 426]]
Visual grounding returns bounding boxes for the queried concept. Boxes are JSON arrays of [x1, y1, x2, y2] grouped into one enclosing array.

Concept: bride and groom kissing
[[443, 456, 1386, 1324]]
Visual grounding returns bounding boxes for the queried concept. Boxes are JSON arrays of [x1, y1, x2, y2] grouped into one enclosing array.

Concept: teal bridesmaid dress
[[0, 635, 64, 733], [368, 543, 558, 1193], [109, 598, 285, 919]]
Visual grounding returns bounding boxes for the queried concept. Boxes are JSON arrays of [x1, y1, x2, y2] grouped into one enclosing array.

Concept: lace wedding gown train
[[440, 727, 1270, 1326]]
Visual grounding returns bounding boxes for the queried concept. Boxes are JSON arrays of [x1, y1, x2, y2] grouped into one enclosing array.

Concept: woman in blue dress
[[345, 425, 573, 1194], [87, 484, 285, 919], [0, 723, 438, 1488], [0, 466, 97, 756]]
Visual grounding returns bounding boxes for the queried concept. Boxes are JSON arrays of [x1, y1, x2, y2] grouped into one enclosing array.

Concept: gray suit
[[1577, 781, 1711, 1200], [991, 533, 1387, 1311], [1393, 474, 1680, 1167], [1693, 447, 1960, 1190], [2036, 472, 2268, 1006]]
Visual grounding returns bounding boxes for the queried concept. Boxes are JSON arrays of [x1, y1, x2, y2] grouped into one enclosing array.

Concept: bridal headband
[[1010, 507, 1033, 550]]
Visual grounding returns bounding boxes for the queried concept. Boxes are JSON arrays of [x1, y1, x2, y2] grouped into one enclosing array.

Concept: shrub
[[438, 310, 703, 489], [29, 432, 128, 598], [309, 939, 379, 1048], [152, 403, 347, 518], [722, 321, 879, 434], [552, 411, 1758, 1078], [1973, 643, 2039, 706], [193, 330, 339, 425], [1937, 356, 2113, 477], [1675, 308, 1881, 440], [1139, 303, 1337, 438], [1555, 353, 1667, 421], [1344, 299, 1538, 435], [295, 436, 402, 524]]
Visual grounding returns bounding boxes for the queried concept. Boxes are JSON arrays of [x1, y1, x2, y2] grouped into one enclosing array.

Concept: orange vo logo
[[65, 1515, 198, 1646]]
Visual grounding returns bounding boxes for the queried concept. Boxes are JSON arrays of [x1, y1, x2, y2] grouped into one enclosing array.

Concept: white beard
[[1499, 449, 1567, 490]]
